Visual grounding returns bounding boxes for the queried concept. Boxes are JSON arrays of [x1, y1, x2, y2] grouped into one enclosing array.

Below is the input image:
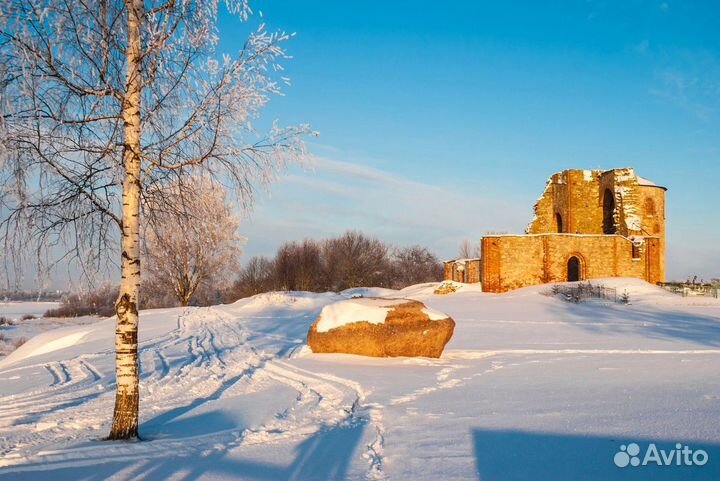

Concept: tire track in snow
[[44, 362, 64, 387], [388, 359, 504, 406], [0, 358, 364, 475], [0, 306, 256, 468], [0, 303, 386, 480], [259, 362, 388, 480], [0, 358, 106, 422]]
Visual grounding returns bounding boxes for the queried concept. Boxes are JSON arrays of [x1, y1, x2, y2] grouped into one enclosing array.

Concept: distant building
[[444, 168, 666, 292], [443, 258, 481, 284]]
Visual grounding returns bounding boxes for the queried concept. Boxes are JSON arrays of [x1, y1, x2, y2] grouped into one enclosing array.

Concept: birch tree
[[143, 176, 243, 307], [0, 0, 310, 439]]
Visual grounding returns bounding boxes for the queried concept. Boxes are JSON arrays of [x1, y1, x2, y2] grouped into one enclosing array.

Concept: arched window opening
[[602, 189, 616, 234], [556, 213, 563, 233]]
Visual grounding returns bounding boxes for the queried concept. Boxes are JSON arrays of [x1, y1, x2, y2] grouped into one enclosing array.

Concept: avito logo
[[614, 442, 709, 468]]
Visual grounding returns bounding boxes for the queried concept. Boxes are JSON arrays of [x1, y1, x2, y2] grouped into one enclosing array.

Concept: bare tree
[[322, 231, 390, 290], [225, 255, 275, 301], [274, 239, 323, 291], [227, 233, 445, 297], [143, 176, 243, 306], [457, 239, 480, 259], [391, 245, 442, 288], [0, 0, 310, 439]]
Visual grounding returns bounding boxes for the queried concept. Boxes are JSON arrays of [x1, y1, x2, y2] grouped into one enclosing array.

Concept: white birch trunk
[[109, 0, 143, 440]]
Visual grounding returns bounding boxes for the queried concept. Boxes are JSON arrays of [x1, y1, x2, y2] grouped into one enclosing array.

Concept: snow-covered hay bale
[[307, 298, 455, 358]]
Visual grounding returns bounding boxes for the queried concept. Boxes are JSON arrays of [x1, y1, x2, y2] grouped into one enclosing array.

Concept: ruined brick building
[[444, 168, 666, 293], [443, 258, 481, 284]]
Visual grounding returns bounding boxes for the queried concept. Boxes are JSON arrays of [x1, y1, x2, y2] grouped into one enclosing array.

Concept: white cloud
[[240, 156, 529, 260]]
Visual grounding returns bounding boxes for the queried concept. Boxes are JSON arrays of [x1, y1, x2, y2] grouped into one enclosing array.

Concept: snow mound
[[315, 298, 409, 333], [402, 282, 446, 296], [232, 290, 341, 311], [508, 277, 720, 306], [404, 281, 484, 296], [341, 287, 399, 298], [1, 323, 97, 366]]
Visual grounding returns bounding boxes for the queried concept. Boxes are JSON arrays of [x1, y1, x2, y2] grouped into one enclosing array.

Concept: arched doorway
[[602, 189, 616, 234], [567, 256, 582, 282], [555, 213, 563, 233]]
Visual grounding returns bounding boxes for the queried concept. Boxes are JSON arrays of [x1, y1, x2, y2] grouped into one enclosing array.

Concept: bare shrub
[[139, 277, 179, 310], [0, 316, 13, 326], [45, 283, 118, 318], [274, 239, 324, 291], [21, 314, 36, 321], [13, 337, 28, 349], [225, 257, 276, 302], [390, 246, 443, 289]]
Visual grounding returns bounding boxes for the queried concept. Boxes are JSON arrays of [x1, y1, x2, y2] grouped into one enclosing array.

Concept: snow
[[0, 280, 719, 481], [315, 298, 408, 333], [636, 175, 658, 187], [340, 287, 398, 298], [583, 169, 596, 182], [0, 301, 59, 320], [421, 307, 448, 320], [0, 302, 101, 359], [401, 281, 483, 296], [13, 329, 91, 360]]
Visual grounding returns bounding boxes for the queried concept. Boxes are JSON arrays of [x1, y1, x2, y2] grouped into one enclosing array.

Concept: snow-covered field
[[0, 302, 100, 358], [0, 301, 60, 321], [0, 279, 719, 481]]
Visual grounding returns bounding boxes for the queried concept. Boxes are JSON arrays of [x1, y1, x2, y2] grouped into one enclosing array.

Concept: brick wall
[[480, 234, 660, 293], [527, 170, 605, 235], [443, 259, 481, 284]]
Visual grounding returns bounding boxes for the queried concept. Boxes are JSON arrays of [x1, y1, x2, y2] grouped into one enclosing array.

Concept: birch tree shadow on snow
[[0, 418, 368, 481]]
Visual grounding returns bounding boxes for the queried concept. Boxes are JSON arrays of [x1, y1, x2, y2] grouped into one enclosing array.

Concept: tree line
[[46, 230, 443, 317], [226, 231, 443, 299]]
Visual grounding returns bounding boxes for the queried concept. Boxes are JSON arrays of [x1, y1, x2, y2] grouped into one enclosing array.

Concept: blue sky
[[221, 0, 720, 281]]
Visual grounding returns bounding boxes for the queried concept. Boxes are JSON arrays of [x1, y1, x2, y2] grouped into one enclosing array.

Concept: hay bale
[[307, 298, 455, 358]]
